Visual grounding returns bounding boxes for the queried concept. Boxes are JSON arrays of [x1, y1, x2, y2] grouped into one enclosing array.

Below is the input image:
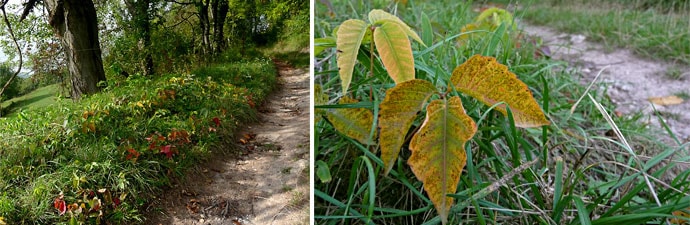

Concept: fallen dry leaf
[[614, 110, 623, 117], [648, 95, 684, 106]]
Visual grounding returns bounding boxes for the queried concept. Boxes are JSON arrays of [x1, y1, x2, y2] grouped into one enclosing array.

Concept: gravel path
[[145, 61, 310, 225], [521, 23, 690, 143]]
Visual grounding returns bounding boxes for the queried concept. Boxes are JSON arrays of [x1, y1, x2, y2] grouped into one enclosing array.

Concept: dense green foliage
[[0, 56, 276, 223], [315, 1, 690, 224], [0, 65, 19, 102]]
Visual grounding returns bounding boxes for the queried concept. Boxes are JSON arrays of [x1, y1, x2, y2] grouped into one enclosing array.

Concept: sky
[[0, 0, 36, 77]]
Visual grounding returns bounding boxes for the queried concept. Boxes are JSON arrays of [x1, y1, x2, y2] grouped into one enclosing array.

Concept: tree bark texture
[[46, 0, 107, 100], [196, 0, 211, 56], [211, 0, 228, 54], [125, 0, 154, 76]]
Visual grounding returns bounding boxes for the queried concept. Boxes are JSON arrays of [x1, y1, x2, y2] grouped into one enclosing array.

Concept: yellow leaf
[[315, 84, 329, 123], [336, 19, 369, 94], [374, 20, 416, 84], [475, 7, 516, 30], [451, 55, 550, 128], [327, 97, 376, 145], [457, 8, 516, 46], [0, 216, 6, 225], [88, 122, 96, 132], [648, 95, 684, 106], [672, 209, 690, 224], [368, 9, 426, 47], [408, 96, 477, 225], [379, 79, 437, 174]]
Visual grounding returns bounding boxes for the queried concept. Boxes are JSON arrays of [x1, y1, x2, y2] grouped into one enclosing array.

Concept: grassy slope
[[1, 84, 59, 115], [0, 56, 278, 224], [315, 1, 690, 224], [513, 0, 690, 65]]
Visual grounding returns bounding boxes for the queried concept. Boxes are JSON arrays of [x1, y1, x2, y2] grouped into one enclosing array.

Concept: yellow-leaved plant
[[378, 55, 549, 224], [334, 9, 426, 94], [320, 9, 550, 225], [458, 7, 517, 46]]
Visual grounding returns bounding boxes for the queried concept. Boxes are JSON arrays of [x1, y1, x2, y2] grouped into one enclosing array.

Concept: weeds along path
[[146, 61, 310, 225], [522, 23, 690, 143]]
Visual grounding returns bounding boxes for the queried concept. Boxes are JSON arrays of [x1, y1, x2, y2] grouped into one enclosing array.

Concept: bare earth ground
[[145, 61, 310, 225], [521, 23, 690, 143]]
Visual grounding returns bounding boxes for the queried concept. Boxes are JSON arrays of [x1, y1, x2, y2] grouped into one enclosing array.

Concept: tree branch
[[164, 11, 194, 29], [0, 4, 24, 116], [164, 0, 194, 5]]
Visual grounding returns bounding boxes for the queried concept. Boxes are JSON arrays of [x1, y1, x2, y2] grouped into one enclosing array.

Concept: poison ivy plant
[[381, 55, 548, 224], [314, 84, 329, 123], [327, 9, 549, 225], [408, 96, 477, 224], [451, 55, 550, 127], [458, 7, 517, 46], [335, 9, 425, 94], [326, 96, 376, 145]]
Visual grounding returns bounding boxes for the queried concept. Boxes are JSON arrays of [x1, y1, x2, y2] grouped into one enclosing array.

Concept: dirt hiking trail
[[521, 23, 690, 143], [146, 61, 310, 225]]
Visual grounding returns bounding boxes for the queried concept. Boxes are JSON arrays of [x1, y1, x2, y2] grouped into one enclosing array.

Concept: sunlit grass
[[515, 0, 690, 65], [1, 84, 59, 116], [314, 0, 690, 224]]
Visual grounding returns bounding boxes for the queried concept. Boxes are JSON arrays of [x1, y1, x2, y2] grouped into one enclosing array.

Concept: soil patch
[[521, 23, 690, 143], [145, 61, 310, 225]]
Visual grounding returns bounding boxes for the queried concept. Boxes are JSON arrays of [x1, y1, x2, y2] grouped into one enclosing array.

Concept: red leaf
[[54, 195, 66, 216], [248, 94, 256, 108], [113, 198, 121, 208], [126, 148, 140, 161], [169, 131, 177, 140], [160, 145, 176, 159], [212, 117, 221, 127], [179, 130, 191, 143]]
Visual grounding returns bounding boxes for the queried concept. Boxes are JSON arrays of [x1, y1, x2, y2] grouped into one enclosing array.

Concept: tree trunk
[[196, 0, 211, 56], [211, 0, 228, 54], [125, 0, 154, 76], [45, 0, 107, 100]]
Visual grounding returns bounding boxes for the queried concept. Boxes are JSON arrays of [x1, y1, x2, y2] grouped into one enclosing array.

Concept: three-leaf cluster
[[319, 9, 550, 225]]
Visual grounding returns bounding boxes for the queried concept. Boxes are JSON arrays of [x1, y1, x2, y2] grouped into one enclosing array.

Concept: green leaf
[[316, 160, 332, 183], [451, 55, 550, 128], [483, 23, 506, 56], [336, 19, 369, 94], [314, 37, 336, 56], [573, 197, 592, 225], [421, 12, 433, 47], [379, 79, 437, 174], [368, 9, 426, 47], [475, 7, 516, 31], [408, 96, 477, 225], [327, 97, 376, 145], [374, 20, 416, 84]]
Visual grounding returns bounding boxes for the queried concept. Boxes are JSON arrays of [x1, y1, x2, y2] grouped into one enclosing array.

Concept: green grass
[[513, 0, 690, 65], [264, 37, 310, 68], [315, 0, 690, 224], [0, 54, 278, 224], [1, 84, 60, 116]]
